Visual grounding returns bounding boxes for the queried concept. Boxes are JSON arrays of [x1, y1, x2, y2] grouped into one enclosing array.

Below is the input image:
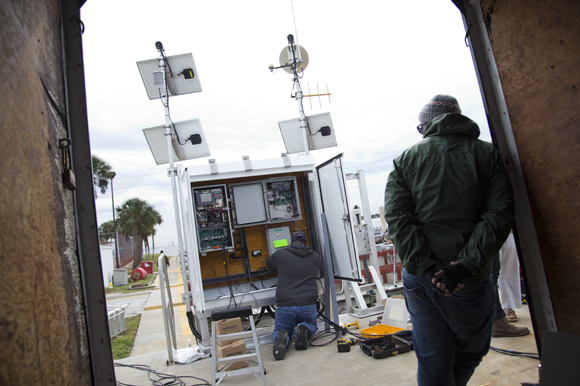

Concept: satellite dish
[[279, 44, 309, 74]]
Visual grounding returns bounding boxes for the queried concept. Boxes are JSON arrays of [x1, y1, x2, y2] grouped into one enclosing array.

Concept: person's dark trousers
[[403, 268, 496, 386], [492, 253, 506, 320], [272, 304, 318, 346]]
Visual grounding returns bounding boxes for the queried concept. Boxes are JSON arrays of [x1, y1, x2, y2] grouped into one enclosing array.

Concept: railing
[[107, 304, 128, 338], [118, 234, 134, 267], [358, 249, 402, 285], [158, 253, 177, 364]]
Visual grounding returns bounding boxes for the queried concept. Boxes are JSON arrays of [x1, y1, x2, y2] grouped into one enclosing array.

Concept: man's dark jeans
[[272, 304, 318, 346], [403, 268, 495, 386]]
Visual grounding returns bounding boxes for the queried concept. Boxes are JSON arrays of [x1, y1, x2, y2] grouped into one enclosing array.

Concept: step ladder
[[211, 306, 266, 386]]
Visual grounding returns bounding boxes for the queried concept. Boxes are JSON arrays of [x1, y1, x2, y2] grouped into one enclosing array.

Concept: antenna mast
[[291, 0, 301, 63], [286, 34, 310, 155], [269, 3, 333, 155], [289, 1, 309, 154]]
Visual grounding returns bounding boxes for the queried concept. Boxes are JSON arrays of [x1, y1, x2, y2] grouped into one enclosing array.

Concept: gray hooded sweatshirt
[[266, 241, 321, 307]]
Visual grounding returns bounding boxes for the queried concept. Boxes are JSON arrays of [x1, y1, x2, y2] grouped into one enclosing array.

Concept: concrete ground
[[111, 257, 540, 386], [106, 291, 152, 319]]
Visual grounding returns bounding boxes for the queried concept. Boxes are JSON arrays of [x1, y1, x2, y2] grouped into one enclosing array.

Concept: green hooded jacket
[[384, 113, 514, 285]]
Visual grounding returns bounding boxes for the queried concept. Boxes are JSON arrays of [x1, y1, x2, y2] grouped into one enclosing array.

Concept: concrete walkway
[[128, 256, 194, 357], [106, 291, 152, 319], [114, 257, 541, 385]]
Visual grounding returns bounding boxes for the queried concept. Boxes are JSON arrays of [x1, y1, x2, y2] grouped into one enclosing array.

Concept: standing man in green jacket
[[384, 95, 514, 386]]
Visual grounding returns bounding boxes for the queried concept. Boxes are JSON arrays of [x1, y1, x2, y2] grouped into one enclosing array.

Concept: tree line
[[93, 155, 162, 269]]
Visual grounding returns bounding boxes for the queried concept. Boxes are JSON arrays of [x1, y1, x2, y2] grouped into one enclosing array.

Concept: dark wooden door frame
[[60, 0, 116, 383], [458, 0, 557, 355]]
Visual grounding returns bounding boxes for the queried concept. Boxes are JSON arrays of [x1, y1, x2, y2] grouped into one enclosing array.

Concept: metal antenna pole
[[288, 34, 309, 155], [156, 42, 190, 315], [295, 79, 309, 156]]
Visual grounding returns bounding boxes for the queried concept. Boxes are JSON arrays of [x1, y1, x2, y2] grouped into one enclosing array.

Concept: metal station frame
[[344, 170, 388, 317], [177, 155, 324, 353]]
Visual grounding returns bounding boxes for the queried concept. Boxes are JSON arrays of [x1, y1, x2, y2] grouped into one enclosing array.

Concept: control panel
[[229, 176, 302, 227], [266, 226, 292, 254], [266, 178, 301, 222], [192, 185, 234, 253]]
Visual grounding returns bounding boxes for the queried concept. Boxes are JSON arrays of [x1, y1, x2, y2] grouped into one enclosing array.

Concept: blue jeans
[[403, 268, 495, 386], [272, 304, 318, 346]]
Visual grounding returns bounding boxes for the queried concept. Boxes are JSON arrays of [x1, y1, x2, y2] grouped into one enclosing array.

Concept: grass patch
[[106, 254, 164, 294], [111, 314, 142, 360], [105, 278, 154, 294]]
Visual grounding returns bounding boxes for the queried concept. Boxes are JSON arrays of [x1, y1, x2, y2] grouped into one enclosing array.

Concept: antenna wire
[[291, 0, 302, 61]]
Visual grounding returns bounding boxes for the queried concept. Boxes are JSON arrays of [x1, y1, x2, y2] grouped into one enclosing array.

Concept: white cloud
[[82, 0, 490, 246]]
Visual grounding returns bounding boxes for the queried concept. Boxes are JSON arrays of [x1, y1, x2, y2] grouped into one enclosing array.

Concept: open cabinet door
[[177, 165, 206, 314], [316, 154, 361, 282]]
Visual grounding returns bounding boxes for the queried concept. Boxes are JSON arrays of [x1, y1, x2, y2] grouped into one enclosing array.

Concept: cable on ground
[[114, 362, 210, 386], [490, 346, 539, 360]]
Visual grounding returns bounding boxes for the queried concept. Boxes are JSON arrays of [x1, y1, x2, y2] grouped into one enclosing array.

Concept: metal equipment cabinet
[[174, 153, 363, 352]]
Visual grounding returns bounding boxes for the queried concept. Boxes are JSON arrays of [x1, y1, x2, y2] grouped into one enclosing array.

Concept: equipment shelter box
[[175, 154, 364, 349], [192, 173, 306, 289]]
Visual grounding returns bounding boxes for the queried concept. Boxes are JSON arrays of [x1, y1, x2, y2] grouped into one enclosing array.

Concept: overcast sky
[[81, 0, 491, 249]]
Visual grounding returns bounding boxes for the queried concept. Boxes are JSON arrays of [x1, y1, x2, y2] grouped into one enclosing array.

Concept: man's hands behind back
[[423, 261, 472, 296]]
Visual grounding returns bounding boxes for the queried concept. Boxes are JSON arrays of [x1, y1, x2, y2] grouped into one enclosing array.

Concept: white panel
[[187, 155, 316, 183], [278, 112, 338, 154], [99, 245, 115, 288], [316, 154, 360, 281], [137, 53, 202, 100], [278, 120, 305, 154], [143, 119, 210, 165], [231, 183, 267, 226]]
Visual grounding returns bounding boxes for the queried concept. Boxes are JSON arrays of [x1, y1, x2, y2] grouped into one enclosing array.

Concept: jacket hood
[[423, 113, 480, 139], [286, 241, 314, 257]]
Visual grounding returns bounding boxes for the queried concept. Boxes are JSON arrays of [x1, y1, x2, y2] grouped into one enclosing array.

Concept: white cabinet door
[[316, 154, 361, 281], [177, 165, 206, 312]]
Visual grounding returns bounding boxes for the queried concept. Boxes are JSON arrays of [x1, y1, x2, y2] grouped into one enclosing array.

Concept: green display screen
[[273, 239, 288, 248]]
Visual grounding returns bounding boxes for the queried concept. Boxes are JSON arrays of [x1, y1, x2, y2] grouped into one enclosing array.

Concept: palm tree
[[150, 228, 158, 260], [144, 215, 163, 259], [145, 211, 162, 261], [116, 198, 163, 269], [92, 154, 114, 198], [98, 220, 116, 243]]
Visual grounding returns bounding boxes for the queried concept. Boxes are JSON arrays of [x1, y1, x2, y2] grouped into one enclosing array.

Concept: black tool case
[[359, 334, 412, 359]]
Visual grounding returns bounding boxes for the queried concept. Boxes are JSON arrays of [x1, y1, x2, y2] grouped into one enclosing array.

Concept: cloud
[[83, 0, 489, 246]]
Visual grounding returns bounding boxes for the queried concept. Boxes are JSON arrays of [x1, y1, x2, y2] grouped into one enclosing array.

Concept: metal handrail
[[158, 253, 177, 364], [107, 303, 128, 338]]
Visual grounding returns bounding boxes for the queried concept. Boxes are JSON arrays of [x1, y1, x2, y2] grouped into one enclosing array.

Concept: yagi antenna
[[305, 83, 332, 109]]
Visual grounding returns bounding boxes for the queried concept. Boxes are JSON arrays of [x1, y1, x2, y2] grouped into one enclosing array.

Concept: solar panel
[[137, 53, 202, 100], [278, 112, 337, 154], [143, 118, 210, 165]]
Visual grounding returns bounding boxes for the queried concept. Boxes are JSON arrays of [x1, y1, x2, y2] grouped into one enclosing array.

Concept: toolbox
[[359, 298, 410, 338], [359, 324, 404, 338], [359, 334, 412, 359]]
